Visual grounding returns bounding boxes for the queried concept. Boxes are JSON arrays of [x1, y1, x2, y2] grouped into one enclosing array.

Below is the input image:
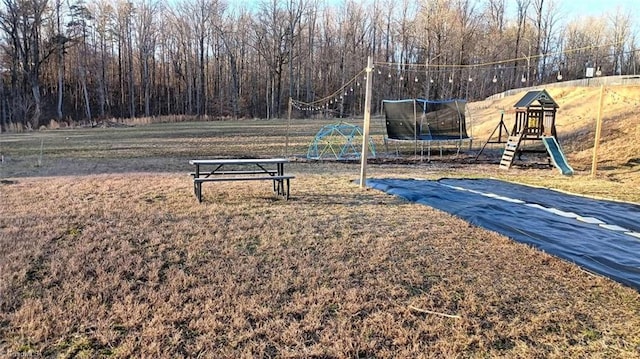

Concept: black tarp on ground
[[367, 178, 640, 291]]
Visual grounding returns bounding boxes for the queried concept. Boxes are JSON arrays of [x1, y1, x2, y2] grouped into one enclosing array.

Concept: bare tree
[[513, 0, 531, 87], [53, 0, 68, 121], [0, 0, 638, 126], [68, 1, 94, 122], [608, 8, 632, 75], [531, 0, 562, 82], [0, 0, 53, 128], [561, 16, 607, 79], [89, 0, 114, 118], [252, 0, 306, 118], [134, 0, 161, 117]]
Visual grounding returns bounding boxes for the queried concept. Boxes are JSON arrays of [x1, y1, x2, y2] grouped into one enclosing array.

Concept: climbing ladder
[[499, 134, 523, 170]]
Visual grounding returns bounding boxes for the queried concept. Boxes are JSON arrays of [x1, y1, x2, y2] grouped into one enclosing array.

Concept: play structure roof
[[514, 89, 559, 109]]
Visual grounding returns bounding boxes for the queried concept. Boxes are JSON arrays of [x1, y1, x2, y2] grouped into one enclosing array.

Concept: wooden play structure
[[499, 89, 573, 175]]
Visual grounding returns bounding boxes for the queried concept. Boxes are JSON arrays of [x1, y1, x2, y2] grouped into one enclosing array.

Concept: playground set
[[306, 122, 376, 160], [478, 89, 573, 175], [290, 57, 572, 175]]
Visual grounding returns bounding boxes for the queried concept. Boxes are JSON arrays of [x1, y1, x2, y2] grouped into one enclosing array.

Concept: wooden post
[[591, 85, 604, 178], [359, 56, 374, 189], [413, 99, 418, 158], [286, 97, 292, 157]]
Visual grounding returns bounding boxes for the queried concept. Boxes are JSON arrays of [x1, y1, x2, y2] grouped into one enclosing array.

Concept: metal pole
[[527, 42, 531, 86], [359, 56, 374, 189]]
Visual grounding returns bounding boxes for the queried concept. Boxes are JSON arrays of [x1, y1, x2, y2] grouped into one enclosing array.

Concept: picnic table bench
[[189, 158, 294, 202]]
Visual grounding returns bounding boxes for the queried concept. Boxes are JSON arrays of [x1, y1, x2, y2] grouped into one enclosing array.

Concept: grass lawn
[[1, 119, 639, 358]]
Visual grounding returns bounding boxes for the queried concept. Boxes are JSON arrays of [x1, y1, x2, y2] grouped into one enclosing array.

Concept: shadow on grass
[[0, 156, 194, 178]]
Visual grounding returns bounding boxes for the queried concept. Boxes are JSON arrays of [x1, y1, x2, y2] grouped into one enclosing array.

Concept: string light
[[375, 40, 626, 70], [292, 67, 366, 109], [294, 40, 621, 110]]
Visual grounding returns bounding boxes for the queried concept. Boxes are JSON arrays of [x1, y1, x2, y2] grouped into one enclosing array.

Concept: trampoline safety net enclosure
[[383, 99, 470, 141]]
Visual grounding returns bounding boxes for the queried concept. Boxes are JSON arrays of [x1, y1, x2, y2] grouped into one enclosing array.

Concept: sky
[[560, 0, 640, 17], [226, 0, 640, 27], [227, 0, 640, 17]]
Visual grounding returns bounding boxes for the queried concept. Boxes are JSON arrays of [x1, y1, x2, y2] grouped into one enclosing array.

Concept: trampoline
[[382, 99, 472, 158]]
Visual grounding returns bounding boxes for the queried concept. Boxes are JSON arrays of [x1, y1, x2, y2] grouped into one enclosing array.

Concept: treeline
[[0, 0, 637, 129]]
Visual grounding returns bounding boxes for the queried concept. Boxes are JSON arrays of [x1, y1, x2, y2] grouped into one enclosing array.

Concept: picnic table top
[[189, 158, 289, 165]]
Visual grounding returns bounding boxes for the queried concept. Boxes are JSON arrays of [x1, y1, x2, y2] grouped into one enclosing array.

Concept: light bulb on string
[[521, 74, 526, 83], [430, 78, 434, 83], [414, 76, 419, 82], [492, 75, 497, 83], [468, 76, 473, 82]]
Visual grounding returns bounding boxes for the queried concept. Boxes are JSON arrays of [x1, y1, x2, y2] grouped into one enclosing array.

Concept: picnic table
[[189, 158, 294, 202]]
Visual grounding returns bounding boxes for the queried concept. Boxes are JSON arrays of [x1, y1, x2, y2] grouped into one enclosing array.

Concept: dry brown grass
[[1, 88, 639, 357], [2, 171, 639, 358]]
